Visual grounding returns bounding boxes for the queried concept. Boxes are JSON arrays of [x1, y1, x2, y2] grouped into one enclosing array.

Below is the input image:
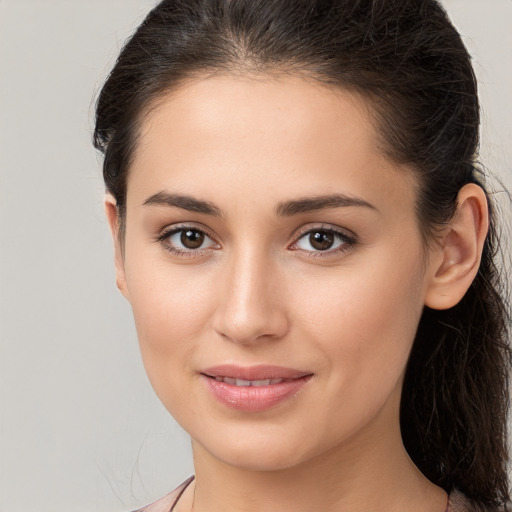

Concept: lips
[[201, 365, 313, 412]]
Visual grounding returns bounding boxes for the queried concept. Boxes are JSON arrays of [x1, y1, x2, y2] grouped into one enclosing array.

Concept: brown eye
[[309, 231, 334, 251], [161, 227, 218, 255], [293, 227, 355, 255], [180, 229, 205, 249]]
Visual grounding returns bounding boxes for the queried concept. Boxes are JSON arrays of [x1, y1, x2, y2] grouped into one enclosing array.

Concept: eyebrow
[[275, 194, 377, 216], [143, 192, 222, 216], [142, 191, 377, 217]]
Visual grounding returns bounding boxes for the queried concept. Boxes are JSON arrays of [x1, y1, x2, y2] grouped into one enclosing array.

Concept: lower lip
[[202, 375, 312, 412]]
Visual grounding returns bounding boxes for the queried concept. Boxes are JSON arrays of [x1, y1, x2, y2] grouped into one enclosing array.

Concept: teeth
[[252, 379, 271, 386], [213, 377, 284, 386]]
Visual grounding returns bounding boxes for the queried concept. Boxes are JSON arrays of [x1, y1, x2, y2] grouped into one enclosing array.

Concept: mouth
[[200, 365, 313, 412], [207, 376, 294, 386], [202, 364, 312, 381]]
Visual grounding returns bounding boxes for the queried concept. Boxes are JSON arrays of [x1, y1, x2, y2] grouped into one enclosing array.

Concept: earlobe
[[104, 194, 130, 301], [424, 183, 489, 310]]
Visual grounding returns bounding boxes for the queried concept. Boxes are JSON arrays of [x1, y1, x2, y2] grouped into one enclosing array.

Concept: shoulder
[[131, 476, 195, 512], [448, 490, 509, 512]]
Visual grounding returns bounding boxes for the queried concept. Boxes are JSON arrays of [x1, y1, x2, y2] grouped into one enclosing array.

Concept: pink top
[[131, 476, 484, 512]]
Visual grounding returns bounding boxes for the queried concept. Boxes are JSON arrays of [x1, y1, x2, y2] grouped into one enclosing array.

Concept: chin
[[195, 431, 316, 472], [216, 450, 307, 473]]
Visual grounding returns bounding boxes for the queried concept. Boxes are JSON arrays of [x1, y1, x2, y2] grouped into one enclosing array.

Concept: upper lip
[[202, 364, 312, 381]]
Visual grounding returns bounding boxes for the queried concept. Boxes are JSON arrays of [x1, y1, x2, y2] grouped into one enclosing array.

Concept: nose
[[212, 249, 289, 345]]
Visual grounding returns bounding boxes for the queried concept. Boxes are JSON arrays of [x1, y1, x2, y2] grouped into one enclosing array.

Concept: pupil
[[310, 231, 334, 251], [181, 230, 204, 249]]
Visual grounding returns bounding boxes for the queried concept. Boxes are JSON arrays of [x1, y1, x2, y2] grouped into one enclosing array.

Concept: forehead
[[135, 73, 377, 165], [128, 73, 417, 217]]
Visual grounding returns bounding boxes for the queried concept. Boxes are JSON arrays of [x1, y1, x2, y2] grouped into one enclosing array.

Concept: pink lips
[[201, 365, 313, 412]]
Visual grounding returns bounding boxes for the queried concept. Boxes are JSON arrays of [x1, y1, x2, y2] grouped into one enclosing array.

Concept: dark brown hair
[[93, 0, 511, 508]]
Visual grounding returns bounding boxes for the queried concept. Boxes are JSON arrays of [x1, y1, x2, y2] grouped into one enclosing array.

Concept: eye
[[292, 227, 356, 254], [158, 226, 219, 256], [170, 229, 211, 250]]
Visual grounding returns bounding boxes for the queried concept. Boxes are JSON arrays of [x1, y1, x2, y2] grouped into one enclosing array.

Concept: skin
[[106, 74, 488, 512]]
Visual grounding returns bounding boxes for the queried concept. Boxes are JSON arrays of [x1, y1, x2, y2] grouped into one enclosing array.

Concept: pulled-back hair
[[93, 0, 511, 508]]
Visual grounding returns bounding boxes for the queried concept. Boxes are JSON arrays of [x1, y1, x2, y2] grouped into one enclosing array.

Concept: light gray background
[[0, 1, 511, 511]]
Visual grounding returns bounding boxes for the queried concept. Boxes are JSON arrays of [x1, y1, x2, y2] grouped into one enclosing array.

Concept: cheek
[[294, 247, 426, 393], [123, 251, 216, 395]]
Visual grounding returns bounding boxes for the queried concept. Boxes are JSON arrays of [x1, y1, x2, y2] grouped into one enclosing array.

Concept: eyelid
[[292, 223, 357, 241], [156, 222, 217, 240]]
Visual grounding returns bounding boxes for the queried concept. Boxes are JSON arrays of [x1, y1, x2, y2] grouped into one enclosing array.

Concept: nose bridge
[[213, 243, 287, 344]]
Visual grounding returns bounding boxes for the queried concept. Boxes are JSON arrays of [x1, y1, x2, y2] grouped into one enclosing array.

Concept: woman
[[93, 0, 511, 511]]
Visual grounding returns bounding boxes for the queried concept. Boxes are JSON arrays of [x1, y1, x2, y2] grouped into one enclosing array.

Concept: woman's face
[[113, 74, 438, 471]]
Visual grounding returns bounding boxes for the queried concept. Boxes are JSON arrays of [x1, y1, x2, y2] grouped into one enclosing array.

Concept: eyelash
[[156, 224, 357, 259]]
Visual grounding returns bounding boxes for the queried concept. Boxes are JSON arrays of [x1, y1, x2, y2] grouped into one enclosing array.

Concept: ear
[[424, 183, 489, 310], [104, 194, 130, 301]]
